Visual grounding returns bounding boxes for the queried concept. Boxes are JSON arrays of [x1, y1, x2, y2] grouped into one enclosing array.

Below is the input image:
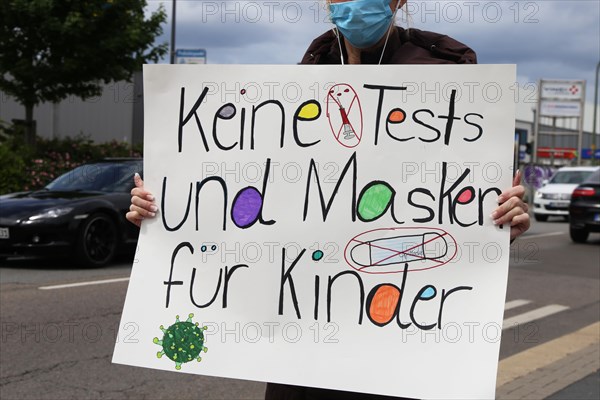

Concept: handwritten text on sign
[[113, 65, 516, 400]]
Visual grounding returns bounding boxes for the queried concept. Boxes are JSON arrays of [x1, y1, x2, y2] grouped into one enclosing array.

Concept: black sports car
[[0, 159, 142, 267], [569, 168, 600, 243]]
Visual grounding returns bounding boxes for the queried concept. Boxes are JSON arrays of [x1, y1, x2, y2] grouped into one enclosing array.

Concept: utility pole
[[170, 0, 177, 64], [593, 61, 599, 164], [551, 116, 556, 167], [528, 108, 538, 205]]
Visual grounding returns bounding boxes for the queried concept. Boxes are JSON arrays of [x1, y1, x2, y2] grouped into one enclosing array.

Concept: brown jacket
[[300, 26, 477, 65]]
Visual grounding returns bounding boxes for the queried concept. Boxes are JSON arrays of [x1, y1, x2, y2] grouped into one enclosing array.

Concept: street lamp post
[[593, 61, 600, 163], [170, 0, 176, 64]]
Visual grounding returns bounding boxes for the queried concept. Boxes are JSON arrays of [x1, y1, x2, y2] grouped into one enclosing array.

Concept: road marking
[[504, 299, 531, 311], [503, 304, 569, 330], [520, 231, 564, 240], [497, 321, 600, 388], [39, 277, 130, 290]]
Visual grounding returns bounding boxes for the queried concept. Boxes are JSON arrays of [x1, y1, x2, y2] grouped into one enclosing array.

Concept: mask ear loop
[[332, 26, 345, 65], [378, 1, 402, 65]]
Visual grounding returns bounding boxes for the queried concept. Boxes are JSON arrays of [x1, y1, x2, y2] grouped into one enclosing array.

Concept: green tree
[[0, 0, 168, 145]]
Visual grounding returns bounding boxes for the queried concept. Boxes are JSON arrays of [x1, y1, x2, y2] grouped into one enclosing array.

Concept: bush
[[0, 132, 142, 194], [0, 144, 28, 194]]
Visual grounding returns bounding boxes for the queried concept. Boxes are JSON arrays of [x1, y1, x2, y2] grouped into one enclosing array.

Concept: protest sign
[[113, 64, 516, 399]]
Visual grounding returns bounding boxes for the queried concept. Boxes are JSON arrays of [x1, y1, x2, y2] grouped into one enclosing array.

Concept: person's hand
[[126, 173, 157, 228], [491, 170, 530, 241]]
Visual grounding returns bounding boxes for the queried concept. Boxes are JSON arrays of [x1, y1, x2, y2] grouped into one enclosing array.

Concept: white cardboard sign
[[113, 64, 516, 400]]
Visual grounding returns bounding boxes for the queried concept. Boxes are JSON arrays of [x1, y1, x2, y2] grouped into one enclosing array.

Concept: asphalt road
[[1, 218, 598, 400]]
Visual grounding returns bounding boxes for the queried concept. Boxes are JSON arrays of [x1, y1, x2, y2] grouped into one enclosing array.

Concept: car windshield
[[549, 170, 594, 184], [46, 162, 142, 192]]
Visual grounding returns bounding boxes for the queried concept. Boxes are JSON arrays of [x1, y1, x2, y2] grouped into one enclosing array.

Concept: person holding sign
[[126, 0, 530, 399]]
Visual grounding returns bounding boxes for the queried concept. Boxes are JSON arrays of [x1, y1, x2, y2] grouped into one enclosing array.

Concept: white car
[[533, 166, 600, 221]]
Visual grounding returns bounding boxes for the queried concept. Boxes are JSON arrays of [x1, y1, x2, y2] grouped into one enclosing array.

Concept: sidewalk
[[496, 322, 600, 399]]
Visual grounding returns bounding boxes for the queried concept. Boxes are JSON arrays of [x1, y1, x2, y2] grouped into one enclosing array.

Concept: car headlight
[[535, 191, 543, 198], [28, 207, 74, 221]]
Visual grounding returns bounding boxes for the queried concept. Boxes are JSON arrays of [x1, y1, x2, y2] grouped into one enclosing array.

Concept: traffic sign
[[175, 49, 206, 64]]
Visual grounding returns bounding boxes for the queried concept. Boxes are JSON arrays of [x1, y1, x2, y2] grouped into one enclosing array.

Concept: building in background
[[0, 72, 144, 146], [516, 119, 599, 167]]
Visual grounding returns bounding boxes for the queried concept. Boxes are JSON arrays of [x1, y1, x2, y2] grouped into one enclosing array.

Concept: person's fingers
[[493, 205, 526, 226], [512, 169, 521, 187], [127, 173, 156, 228], [510, 213, 531, 241], [131, 195, 157, 214], [131, 173, 154, 201], [498, 184, 525, 204], [134, 172, 144, 188], [499, 197, 529, 214], [496, 171, 530, 241], [491, 196, 525, 224], [497, 171, 524, 204], [510, 212, 530, 227], [131, 188, 155, 202], [130, 184, 151, 197], [129, 203, 158, 218], [126, 211, 143, 228]]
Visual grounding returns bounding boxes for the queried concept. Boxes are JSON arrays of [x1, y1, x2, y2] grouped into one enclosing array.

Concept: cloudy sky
[[145, 0, 599, 130]]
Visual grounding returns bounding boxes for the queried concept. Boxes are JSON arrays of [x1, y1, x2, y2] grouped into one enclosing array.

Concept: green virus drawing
[[153, 313, 208, 370]]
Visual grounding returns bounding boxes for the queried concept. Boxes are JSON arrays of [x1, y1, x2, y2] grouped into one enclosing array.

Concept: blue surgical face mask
[[329, 0, 395, 49]]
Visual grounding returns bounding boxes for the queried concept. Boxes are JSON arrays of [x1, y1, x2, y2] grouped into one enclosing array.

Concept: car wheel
[[534, 214, 548, 222], [77, 213, 118, 267], [569, 227, 589, 243]]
